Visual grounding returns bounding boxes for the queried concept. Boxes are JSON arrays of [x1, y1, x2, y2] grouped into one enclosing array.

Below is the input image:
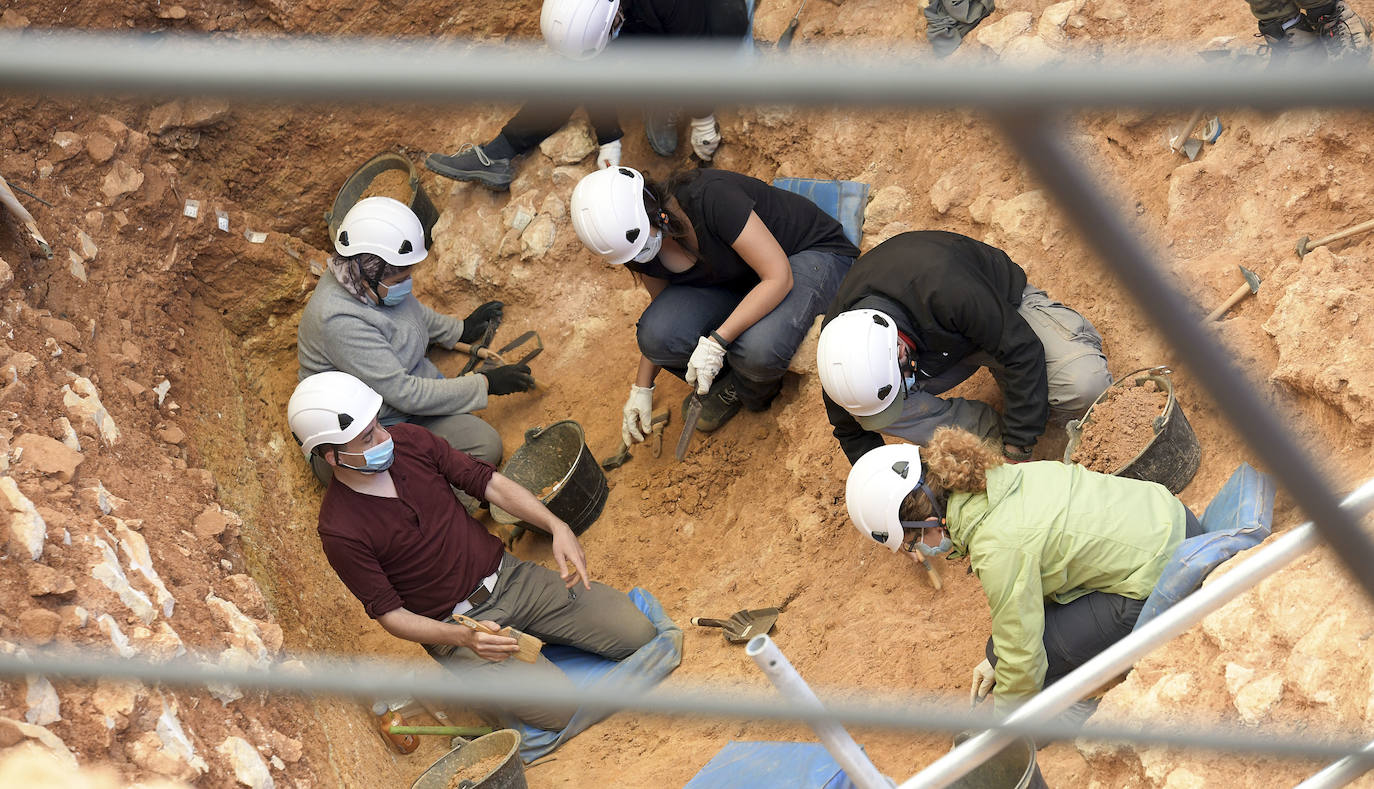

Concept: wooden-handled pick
[[455, 615, 543, 663]]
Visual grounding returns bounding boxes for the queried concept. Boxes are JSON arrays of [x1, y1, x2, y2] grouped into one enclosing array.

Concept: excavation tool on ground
[[1295, 216, 1374, 257], [386, 725, 494, 738], [1167, 108, 1222, 161], [0, 174, 52, 259], [454, 615, 544, 663], [676, 395, 704, 461], [600, 410, 670, 470], [456, 329, 543, 375], [778, 0, 808, 51], [690, 607, 780, 643], [917, 556, 943, 591], [1203, 264, 1261, 323]]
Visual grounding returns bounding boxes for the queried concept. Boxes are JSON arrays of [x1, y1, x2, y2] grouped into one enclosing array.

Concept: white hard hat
[[846, 443, 924, 551], [570, 166, 651, 265], [333, 196, 428, 268], [541, 0, 621, 59], [817, 309, 906, 431], [287, 371, 384, 455]]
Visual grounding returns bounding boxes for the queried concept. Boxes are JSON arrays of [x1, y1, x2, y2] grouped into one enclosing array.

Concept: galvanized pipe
[[1296, 740, 1374, 789]]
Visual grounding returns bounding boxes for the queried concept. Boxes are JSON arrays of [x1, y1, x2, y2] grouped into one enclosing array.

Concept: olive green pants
[[1246, 0, 1334, 22], [425, 553, 656, 731]]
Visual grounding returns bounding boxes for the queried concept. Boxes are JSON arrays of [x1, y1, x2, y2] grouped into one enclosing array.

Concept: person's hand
[[458, 301, 504, 344], [1002, 443, 1033, 463], [685, 335, 728, 395], [622, 384, 654, 445], [688, 115, 721, 161], [461, 620, 519, 662], [597, 139, 622, 170], [551, 523, 590, 592], [481, 363, 535, 395], [970, 658, 996, 708]]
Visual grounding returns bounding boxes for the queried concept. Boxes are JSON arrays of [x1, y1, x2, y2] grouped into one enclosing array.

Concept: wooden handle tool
[[454, 615, 543, 663]]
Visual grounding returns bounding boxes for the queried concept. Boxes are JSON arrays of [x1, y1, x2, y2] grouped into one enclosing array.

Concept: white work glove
[[688, 115, 721, 161], [685, 335, 728, 395], [622, 384, 654, 445], [970, 659, 996, 708], [597, 139, 622, 170]]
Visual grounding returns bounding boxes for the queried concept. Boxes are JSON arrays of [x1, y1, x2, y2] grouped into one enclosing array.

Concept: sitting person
[[569, 165, 858, 442], [817, 230, 1111, 465], [288, 371, 656, 730], [296, 196, 533, 483], [1247, 0, 1369, 63], [844, 429, 1202, 715]]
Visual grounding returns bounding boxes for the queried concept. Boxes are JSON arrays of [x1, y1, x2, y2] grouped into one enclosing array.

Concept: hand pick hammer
[[1203, 264, 1261, 323], [1295, 216, 1374, 257]]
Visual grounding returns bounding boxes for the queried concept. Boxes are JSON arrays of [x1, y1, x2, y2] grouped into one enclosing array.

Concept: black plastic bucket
[[410, 729, 526, 789], [325, 151, 439, 249], [949, 733, 1049, 789], [491, 421, 608, 536], [1064, 366, 1201, 494]]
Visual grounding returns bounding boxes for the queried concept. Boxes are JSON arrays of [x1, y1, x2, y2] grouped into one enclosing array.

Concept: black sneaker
[[424, 144, 515, 191], [1309, 0, 1372, 62], [644, 108, 680, 157], [686, 372, 742, 434]]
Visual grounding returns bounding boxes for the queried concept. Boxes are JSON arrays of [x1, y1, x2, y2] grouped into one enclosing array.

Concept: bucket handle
[[524, 425, 548, 443]]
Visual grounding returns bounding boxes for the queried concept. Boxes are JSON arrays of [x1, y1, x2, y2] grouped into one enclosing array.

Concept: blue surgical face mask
[[911, 531, 953, 557], [337, 437, 395, 473], [378, 277, 413, 306], [632, 229, 662, 264]]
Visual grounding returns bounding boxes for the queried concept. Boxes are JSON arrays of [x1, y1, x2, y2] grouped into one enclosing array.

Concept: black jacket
[[821, 231, 1048, 463], [622, 0, 750, 38]]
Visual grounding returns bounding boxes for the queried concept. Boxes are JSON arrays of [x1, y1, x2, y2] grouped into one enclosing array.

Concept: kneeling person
[[288, 371, 656, 731]]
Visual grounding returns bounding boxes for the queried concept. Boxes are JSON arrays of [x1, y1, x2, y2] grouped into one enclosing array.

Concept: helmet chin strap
[[898, 480, 946, 552]]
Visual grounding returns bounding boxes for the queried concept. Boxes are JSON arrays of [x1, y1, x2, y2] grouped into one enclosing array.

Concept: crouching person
[[288, 371, 656, 730], [844, 428, 1201, 716]]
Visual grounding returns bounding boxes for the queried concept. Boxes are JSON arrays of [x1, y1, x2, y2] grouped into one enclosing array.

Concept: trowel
[[690, 607, 780, 643], [1166, 108, 1223, 161], [676, 395, 703, 462]]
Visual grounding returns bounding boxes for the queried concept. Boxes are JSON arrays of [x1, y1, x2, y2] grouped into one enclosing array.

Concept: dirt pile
[[1071, 380, 1168, 472]]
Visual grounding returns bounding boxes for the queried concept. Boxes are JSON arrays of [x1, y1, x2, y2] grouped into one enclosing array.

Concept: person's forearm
[[635, 355, 661, 388], [377, 607, 467, 647], [484, 473, 570, 537], [715, 276, 792, 343]]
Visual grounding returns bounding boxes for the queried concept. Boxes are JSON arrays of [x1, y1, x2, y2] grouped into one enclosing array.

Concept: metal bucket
[[325, 151, 439, 249], [491, 421, 608, 536], [410, 729, 526, 789], [949, 733, 1049, 789], [1064, 366, 1201, 494]]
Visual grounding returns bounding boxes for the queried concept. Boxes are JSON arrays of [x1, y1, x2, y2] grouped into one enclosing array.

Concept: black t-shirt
[[627, 170, 860, 291], [622, 0, 750, 38]]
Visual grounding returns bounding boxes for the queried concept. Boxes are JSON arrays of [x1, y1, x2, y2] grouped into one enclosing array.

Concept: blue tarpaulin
[[684, 741, 859, 789], [513, 588, 682, 762], [1135, 463, 1276, 629], [771, 177, 870, 249]]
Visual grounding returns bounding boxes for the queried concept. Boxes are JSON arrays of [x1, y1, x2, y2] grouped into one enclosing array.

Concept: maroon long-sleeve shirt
[[317, 423, 502, 620]]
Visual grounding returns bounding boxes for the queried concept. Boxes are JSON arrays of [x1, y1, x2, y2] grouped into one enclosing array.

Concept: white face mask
[[632, 229, 662, 263]]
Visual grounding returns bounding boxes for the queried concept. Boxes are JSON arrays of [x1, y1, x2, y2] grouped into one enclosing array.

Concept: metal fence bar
[[900, 476, 1374, 789], [1, 33, 1374, 109], [1296, 740, 1374, 789], [0, 648, 1371, 761]]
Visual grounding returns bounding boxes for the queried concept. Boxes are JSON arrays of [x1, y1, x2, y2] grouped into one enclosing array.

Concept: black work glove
[[481, 363, 535, 396], [1002, 443, 1033, 463], [458, 301, 504, 344]]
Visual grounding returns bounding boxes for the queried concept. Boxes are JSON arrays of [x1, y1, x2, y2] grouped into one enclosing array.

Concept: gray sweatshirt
[[296, 273, 488, 421]]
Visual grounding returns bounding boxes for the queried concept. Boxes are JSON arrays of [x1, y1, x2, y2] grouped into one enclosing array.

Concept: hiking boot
[[685, 372, 742, 433], [424, 143, 515, 191], [1308, 0, 1373, 62], [644, 108, 681, 157], [1258, 14, 1323, 65]]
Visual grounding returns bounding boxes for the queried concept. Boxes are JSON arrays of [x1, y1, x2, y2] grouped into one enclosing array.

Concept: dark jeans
[[986, 506, 1204, 683], [502, 103, 625, 153], [635, 249, 853, 408]]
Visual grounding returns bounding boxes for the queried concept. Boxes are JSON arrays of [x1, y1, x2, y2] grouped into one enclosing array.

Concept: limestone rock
[[0, 10, 31, 29], [80, 481, 126, 515], [156, 422, 186, 445], [501, 192, 538, 234], [148, 98, 231, 134], [0, 256, 11, 289], [158, 4, 188, 19], [0, 476, 47, 560], [24, 676, 60, 725], [49, 132, 83, 162], [91, 535, 156, 625], [1092, 0, 1127, 21], [221, 574, 268, 619], [115, 517, 175, 618], [218, 735, 274, 789], [101, 160, 143, 200], [13, 434, 83, 483], [38, 317, 81, 348], [91, 679, 139, 727], [86, 134, 117, 163], [67, 255, 87, 283], [540, 193, 567, 222], [62, 377, 120, 445], [975, 11, 1033, 54], [194, 503, 234, 538], [96, 614, 136, 658], [930, 166, 977, 214], [552, 165, 589, 188], [520, 215, 557, 260], [1000, 34, 1063, 66], [862, 185, 910, 230], [206, 593, 269, 663], [0, 717, 77, 770], [1040, 0, 1085, 32], [1233, 671, 1282, 724], [55, 418, 80, 452], [135, 621, 186, 663], [17, 609, 62, 644], [989, 190, 1053, 248], [539, 122, 596, 164], [8, 351, 38, 377], [26, 564, 76, 598], [268, 730, 302, 763]]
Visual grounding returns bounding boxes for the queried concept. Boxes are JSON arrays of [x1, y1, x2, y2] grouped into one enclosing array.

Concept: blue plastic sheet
[[684, 741, 858, 789], [771, 177, 871, 249], [514, 588, 683, 762], [1135, 463, 1276, 629]]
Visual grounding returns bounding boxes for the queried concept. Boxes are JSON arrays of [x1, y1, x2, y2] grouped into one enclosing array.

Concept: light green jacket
[[945, 461, 1185, 713]]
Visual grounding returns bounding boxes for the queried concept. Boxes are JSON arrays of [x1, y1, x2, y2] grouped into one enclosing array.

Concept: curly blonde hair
[[898, 428, 1002, 521]]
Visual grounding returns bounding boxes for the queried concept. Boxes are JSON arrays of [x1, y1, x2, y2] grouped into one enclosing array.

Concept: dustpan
[[690, 607, 780, 643]]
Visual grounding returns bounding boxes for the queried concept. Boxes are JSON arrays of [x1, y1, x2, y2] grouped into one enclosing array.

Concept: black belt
[[464, 581, 493, 609]]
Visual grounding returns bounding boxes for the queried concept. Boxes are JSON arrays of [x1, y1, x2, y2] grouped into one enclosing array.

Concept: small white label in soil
[[183, 199, 199, 218]]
